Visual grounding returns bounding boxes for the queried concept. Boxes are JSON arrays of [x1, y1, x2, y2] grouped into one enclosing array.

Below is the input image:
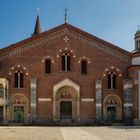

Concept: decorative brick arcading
[[0, 28, 129, 62]]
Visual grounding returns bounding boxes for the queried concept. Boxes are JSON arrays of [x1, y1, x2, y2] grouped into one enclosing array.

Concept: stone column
[[30, 78, 37, 123], [95, 80, 102, 122], [123, 79, 133, 124], [3, 85, 7, 124]]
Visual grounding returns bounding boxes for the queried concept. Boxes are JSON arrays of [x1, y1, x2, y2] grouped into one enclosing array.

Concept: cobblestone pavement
[[0, 126, 140, 140]]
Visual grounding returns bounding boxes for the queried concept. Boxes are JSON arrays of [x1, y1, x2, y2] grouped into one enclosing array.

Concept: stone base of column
[[133, 118, 140, 125]]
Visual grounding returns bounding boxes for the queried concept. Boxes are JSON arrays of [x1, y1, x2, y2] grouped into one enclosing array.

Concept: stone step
[[58, 119, 78, 126]]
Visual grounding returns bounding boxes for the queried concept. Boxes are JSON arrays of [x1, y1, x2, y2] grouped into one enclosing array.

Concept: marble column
[[3, 85, 8, 124], [30, 78, 37, 122], [95, 80, 102, 122], [123, 79, 133, 123]]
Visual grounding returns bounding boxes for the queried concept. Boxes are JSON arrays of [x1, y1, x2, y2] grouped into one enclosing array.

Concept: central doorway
[[60, 101, 72, 120], [53, 80, 80, 122], [14, 106, 24, 123]]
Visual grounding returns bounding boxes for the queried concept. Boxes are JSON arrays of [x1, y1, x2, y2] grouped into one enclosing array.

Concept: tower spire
[[33, 8, 43, 36]]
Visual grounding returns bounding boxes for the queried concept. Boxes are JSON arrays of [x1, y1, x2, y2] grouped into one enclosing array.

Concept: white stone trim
[[124, 84, 133, 89], [96, 103, 102, 107], [31, 103, 36, 107], [31, 84, 36, 88], [96, 84, 102, 89], [53, 78, 80, 96], [38, 98, 51, 102], [81, 98, 94, 102], [123, 103, 133, 107]]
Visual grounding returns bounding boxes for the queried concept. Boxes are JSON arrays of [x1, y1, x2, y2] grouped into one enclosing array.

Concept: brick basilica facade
[[0, 15, 140, 125]]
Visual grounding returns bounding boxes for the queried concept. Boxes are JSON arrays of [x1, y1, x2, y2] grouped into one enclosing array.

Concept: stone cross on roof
[[64, 8, 68, 23]]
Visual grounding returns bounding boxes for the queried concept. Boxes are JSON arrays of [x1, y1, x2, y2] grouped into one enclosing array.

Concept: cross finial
[[64, 7, 68, 23]]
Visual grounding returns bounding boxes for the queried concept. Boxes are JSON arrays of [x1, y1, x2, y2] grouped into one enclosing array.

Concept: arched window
[[62, 53, 70, 72], [15, 71, 23, 88], [135, 40, 139, 49], [108, 72, 116, 89], [81, 60, 87, 74], [45, 59, 51, 73]]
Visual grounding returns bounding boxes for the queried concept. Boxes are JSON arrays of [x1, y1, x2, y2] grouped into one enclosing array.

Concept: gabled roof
[[0, 23, 131, 61]]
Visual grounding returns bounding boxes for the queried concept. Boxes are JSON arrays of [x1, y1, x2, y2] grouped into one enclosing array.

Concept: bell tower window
[[135, 40, 139, 49]]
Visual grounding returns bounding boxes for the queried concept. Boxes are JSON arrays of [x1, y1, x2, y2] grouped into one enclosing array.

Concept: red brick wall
[[0, 27, 131, 121]]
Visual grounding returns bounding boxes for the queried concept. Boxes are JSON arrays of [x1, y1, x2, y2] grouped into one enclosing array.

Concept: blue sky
[[0, 0, 140, 51]]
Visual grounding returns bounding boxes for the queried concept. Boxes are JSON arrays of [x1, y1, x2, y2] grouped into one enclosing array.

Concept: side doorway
[[14, 106, 24, 123]]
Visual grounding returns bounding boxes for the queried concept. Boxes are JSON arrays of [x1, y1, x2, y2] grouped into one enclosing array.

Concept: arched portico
[[53, 78, 80, 121]]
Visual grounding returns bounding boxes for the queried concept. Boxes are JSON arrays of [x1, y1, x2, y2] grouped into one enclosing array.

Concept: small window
[[81, 60, 87, 74], [67, 55, 70, 71], [62, 55, 65, 71], [108, 72, 116, 89], [62, 53, 71, 72], [15, 73, 18, 88], [45, 60, 51, 73], [113, 74, 116, 89], [20, 73, 23, 88], [108, 74, 111, 89], [15, 71, 24, 88]]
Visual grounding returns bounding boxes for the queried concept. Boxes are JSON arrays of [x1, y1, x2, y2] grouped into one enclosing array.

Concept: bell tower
[[131, 26, 140, 125], [135, 26, 140, 50]]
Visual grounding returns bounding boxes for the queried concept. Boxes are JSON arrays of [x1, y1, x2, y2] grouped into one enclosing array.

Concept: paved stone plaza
[[0, 126, 140, 140]]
